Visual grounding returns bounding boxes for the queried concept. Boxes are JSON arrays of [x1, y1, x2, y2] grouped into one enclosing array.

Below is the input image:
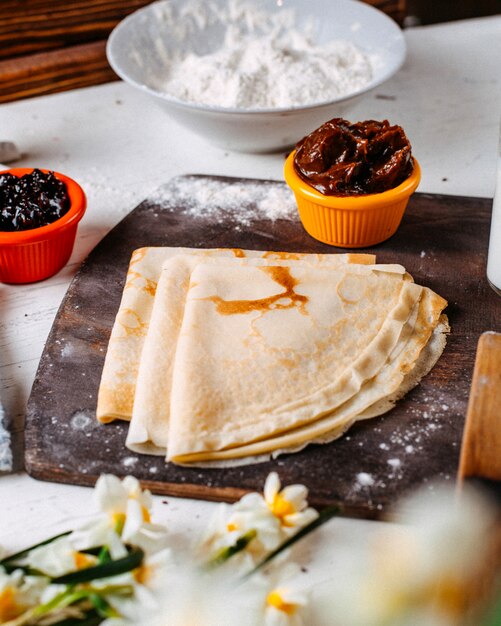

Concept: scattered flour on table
[[149, 177, 297, 226], [150, 0, 373, 109]]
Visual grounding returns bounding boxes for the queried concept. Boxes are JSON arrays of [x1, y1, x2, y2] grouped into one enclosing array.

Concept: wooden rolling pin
[[457, 332, 501, 617], [458, 331, 501, 497]]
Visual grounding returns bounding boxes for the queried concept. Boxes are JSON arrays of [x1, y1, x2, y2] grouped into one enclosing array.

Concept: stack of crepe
[[97, 247, 448, 467]]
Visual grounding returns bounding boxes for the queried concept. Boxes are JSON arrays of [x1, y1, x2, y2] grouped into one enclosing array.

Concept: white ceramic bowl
[[107, 0, 406, 153]]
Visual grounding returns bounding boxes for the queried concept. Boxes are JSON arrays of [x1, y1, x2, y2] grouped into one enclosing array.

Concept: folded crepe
[[126, 255, 407, 454], [97, 247, 448, 467], [168, 288, 447, 464], [97, 248, 377, 423]]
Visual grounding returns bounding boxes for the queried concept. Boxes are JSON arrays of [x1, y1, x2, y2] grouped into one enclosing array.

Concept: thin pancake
[[97, 248, 377, 423], [166, 263, 421, 460], [168, 318, 449, 468], [169, 288, 447, 465], [127, 257, 407, 453]]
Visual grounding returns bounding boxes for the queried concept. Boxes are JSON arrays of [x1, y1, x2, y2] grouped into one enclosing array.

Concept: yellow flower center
[[112, 512, 126, 525], [227, 522, 238, 532], [142, 506, 151, 523], [73, 551, 95, 570], [112, 512, 127, 533], [0, 587, 23, 621], [134, 564, 152, 586], [270, 494, 296, 526], [267, 590, 297, 616]]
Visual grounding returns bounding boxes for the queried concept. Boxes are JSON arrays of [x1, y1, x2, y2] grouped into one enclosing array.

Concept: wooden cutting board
[[25, 175, 500, 519]]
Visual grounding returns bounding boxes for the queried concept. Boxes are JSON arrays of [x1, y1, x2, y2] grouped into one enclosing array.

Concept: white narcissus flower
[[86, 547, 174, 623], [26, 535, 97, 578], [316, 482, 497, 626], [0, 567, 47, 622], [132, 547, 173, 592], [71, 475, 168, 557], [202, 473, 318, 565], [263, 563, 310, 626], [263, 473, 318, 533], [132, 564, 265, 626]]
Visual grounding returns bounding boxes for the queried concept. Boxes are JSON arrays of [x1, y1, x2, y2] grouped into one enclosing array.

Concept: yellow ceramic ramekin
[[284, 151, 421, 248]]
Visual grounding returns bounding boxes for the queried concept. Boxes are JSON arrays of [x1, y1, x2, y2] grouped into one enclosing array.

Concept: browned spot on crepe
[[118, 309, 149, 337], [231, 248, 246, 258], [125, 270, 157, 296], [206, 266, 309, 316], [129, 247, 148, 267]]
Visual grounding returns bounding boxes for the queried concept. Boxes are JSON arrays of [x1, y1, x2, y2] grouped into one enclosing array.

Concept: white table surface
[[1, 16, 500, 558]]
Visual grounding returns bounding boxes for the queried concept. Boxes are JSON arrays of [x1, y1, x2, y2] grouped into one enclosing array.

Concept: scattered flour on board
[[123, 457, 139, 468], [149, 176, 297, 226], [61, 343, 75, 358], [149, 0, 374, 109], [356, 472, 375, 487], [348, 391, 463, 499], [70, 412, 93, 431]]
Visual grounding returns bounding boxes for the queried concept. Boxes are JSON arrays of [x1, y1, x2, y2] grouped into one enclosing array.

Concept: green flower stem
[[97, 547, 110, 564], [245, 505, 340, 578], [0, 592, 90, 626], [9, 585, 131, 625], [51, 547, 144, 585], [89, 593, 120, 619], [32, 589, 93, 616], [97, 517, 125, 564], [205, 529, 257, 569]]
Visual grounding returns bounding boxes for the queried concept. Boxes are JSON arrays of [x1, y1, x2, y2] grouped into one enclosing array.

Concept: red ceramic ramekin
[[0, 168, 86, 283]]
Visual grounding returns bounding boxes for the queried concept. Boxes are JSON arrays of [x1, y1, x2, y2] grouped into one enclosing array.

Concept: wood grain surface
[[0, 0, 406, 103], [0, 1, 151, 59], [25, 176, 499, 520], [458, 332, 501, 482], [0, 42, 116, 104]]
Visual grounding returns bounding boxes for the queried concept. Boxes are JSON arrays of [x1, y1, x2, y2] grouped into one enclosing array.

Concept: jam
[[293, 118, 414, 196], [0, 169, 71, 232]]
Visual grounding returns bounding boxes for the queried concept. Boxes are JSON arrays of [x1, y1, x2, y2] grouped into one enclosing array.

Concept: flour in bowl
[[155, 0, 373, 110]]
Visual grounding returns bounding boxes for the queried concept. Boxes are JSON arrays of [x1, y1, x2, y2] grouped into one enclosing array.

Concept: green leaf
[[50, 546, 144, 585], [205, 529, 257, 569], [1, 563, 48, 576], [0, 531, 71, 571], [246, 505, 340, 577]]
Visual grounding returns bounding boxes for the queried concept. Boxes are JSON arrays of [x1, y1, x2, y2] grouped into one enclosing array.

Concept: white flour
[[149, 176, 297, 225], [155, 1, 373, 109]]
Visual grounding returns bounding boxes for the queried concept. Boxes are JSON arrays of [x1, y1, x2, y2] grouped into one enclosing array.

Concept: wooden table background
[[0, 0, 406, 104]]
